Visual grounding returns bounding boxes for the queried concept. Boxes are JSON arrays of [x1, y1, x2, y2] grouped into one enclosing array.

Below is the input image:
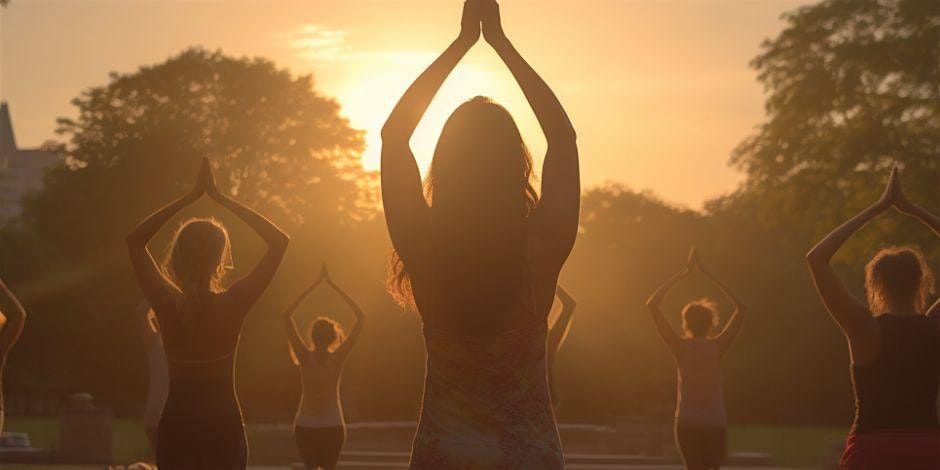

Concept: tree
[[731, 0, 939, 244], [4, 47, 377, 413]]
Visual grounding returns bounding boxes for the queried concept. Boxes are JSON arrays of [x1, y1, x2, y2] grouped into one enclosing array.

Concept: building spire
[[0, 101, 17, 153]]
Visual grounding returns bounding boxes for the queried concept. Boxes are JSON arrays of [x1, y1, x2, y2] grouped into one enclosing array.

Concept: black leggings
[[157, 378, 247, 470], [675, 424, 727, 470], [294, 425, 346, 470]]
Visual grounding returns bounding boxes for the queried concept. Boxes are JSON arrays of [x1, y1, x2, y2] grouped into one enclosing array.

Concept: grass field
[[1, 417, 847, 468]]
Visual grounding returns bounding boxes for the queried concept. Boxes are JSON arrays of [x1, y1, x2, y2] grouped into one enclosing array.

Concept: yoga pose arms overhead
[[891, 169, 940, 318], [547, 285, 577, 358], [482, 0, 579, 262], [325, 265, 366, 362], [806, 169, 899, 361], [0, 279, 26, 358], [645, 252, 693, 358], [126, 164, 206, 309], [380, 2, 481, 257], [322, 263, 366, 360], [282, 266, 327, 363], [203, 158, 289, 306], [691, 249, 747, 356]]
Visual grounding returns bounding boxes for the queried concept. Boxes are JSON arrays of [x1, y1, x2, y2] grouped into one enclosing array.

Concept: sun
[[334, 48, 543, 179]]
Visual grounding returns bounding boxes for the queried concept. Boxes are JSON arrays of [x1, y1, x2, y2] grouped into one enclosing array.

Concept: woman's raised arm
[[282, 266, 327, 364], [645, 252, 693, 359], [891, 169, 940, 317], [381, 2, 480, 258], [482, 0, 579, 265], [324, 265, 366, 362], [204, 159, 289, 306], [126, 164, 205, 309], [806, 169, 897, 360], [692, 250, 746, 356]]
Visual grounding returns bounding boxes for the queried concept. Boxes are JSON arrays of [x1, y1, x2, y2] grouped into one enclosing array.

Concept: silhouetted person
[[646, 247, 745, 470], [136, 301, 168, 456], [548, 285, 576, 410], [381, 0, 578, 466], [283, 263, 364, 470], [0, 278, 26, 434], [806, 168, 940, 470], [127, 158, 289, 470]]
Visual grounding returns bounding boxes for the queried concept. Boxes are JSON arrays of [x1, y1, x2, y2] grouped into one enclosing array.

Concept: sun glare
[[335, 48, 544, 179]]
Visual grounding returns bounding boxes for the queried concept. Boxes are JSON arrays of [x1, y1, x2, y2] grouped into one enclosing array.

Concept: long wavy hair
[[388, 97, 538, 313], [161, 218, 232, 327], [865, 246, 935, 315]]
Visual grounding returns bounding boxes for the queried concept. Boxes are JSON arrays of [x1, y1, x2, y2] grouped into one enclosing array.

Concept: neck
[[884, 299, 919, 316]]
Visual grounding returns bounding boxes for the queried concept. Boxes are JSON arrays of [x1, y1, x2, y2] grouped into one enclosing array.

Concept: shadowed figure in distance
[[126, 158, 289, 470], [136, 301, 168, 458], [0, 278, 26, 435], [283, 263, 365, 470], [646, 247, 746, 470], [806, 168, 940, 470], [380, 0, 579, 467]]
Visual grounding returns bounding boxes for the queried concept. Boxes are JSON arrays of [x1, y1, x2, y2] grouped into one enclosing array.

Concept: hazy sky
[[0, 0, 811, 209]]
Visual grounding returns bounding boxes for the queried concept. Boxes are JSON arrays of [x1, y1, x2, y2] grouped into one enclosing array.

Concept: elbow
[[380, 123, 405, 144], [272, 231, 290, 251]]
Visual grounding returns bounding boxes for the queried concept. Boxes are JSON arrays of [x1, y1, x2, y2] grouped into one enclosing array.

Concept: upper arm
[[227, 237, 289, 311], [380, 142, 430, 260], [283, 317, 309, 364], [531, 143, 580, 269], [127, 241, 177, 312], [334, 319, 364, 362], [648, 307, 684, 359], [715, 309, 745, 357], [805, 256, 876, 343]]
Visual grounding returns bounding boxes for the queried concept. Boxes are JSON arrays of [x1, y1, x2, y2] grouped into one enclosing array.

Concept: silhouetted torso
[[406, 235, 564, 469], [154, 293, 246, 416], [852, 314, 939, 433], [295, 352, 345, 428], [675, 338, 727, 426]]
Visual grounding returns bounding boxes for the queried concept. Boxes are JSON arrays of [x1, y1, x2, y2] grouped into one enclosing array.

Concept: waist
[[164, 377, 240, 416]]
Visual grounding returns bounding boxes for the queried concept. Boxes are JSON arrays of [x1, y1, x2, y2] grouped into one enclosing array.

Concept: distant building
[[0, 102, 60, 224]]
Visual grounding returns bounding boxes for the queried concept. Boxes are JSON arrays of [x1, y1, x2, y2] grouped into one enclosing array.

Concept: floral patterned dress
[[408, 320, 564, 469]]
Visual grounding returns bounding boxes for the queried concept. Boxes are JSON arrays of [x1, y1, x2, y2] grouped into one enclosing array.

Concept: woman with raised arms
[[381, 0, 579, 467], [127, 158, 289, 469]]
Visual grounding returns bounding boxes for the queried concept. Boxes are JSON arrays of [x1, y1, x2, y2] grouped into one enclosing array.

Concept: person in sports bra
[[646, 247, 746, 470], [283, 263, 364, 470], [548, 285, 576, 410], [136, 301, 168, 457], [0, 278, 26, 434], [807, 167, 940, 470], [381, 0, 578, 467], [127, 158, 289, 470]]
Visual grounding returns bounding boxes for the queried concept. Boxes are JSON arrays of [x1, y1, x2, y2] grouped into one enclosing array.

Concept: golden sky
[[0, 0, 811, 209]]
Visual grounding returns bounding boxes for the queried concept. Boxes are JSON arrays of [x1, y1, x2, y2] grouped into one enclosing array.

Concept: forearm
[[705, 272, 745, 314], [329, 281, 365, 320], [807, 205, 881, 262], [906, 204, 940, 237], [382, 37, 474, 141], [490, 36, 575, 144], [646, 271, 684, 308], [215, 194, 288, 247], [127, 194, 194, 245]]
